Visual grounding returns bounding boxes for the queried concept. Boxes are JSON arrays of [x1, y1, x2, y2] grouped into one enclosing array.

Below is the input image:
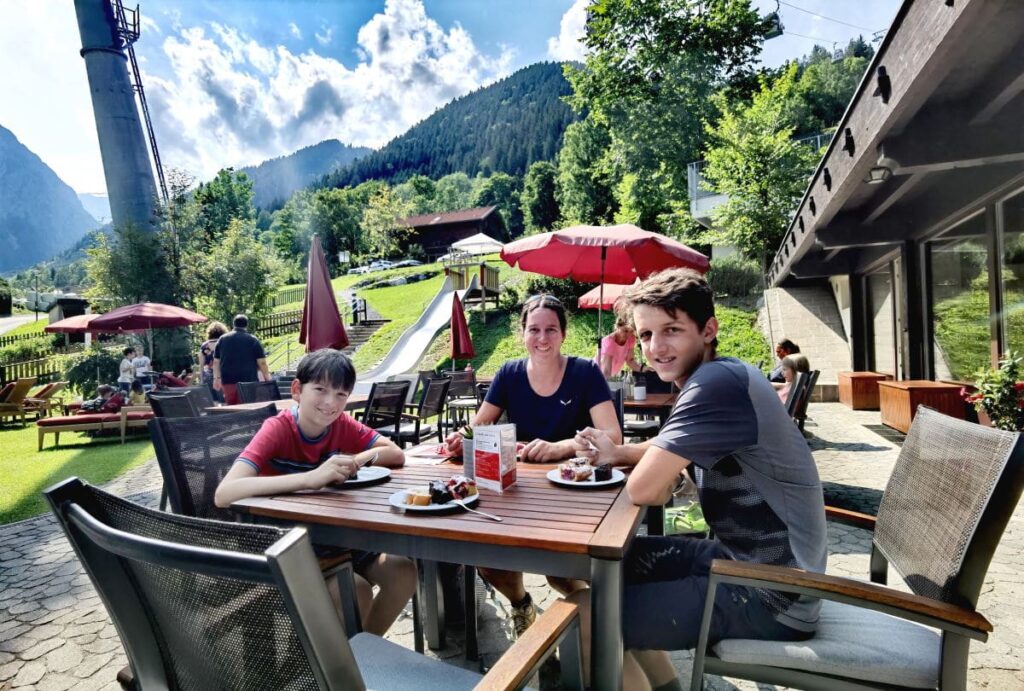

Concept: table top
[[839, 371, 893, 379], [622, 392, 676, 409], [206, 394, 369, 415], [878, 380, 963, 391], [232, 443, 644, 559]]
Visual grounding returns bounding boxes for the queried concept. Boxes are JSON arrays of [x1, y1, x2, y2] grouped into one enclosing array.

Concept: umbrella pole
[[597, 247, 606, 365]]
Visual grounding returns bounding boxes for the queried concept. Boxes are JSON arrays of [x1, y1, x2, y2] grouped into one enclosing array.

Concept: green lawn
[[0, 423, 154, 524]]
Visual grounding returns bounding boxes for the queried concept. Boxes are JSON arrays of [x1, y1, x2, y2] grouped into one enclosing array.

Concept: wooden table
[[206, 394, 368, 415], [233, 442, 645, 690], [838, 371, 893, 410], [623, 392, 676, 425], [878, 380, 965, 433]]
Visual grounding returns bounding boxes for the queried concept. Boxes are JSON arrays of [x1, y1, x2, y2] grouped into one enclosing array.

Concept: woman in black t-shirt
[[443, 294, 621, 637]]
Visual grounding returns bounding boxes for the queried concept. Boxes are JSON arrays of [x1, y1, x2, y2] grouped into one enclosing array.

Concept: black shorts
[[623, 536, 813, 651]]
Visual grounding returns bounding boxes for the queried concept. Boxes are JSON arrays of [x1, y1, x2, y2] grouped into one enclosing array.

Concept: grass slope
[[3, 318, 48, 337], [0, 424, 153, 523]]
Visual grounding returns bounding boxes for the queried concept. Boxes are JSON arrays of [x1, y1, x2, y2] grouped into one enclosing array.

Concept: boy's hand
[[444, 431, 464, 455], [306, 455, 358, 489], [574, 427, 617, 464]]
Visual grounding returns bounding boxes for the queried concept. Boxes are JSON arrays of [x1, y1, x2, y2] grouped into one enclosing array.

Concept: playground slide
[[353, 274, 479, 395]]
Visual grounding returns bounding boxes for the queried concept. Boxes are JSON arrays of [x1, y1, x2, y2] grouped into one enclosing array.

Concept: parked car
[[391, 259, 423, 268], [347, 266, 371, 275], [368, 260, 394, 271]]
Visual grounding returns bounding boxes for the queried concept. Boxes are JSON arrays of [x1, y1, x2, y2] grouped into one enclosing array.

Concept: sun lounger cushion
[[38, 413, 119, 426], [712, 599, 941, 689]]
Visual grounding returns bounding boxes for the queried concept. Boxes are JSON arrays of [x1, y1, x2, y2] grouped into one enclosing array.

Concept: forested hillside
[[325, 62, 577, 189], [240, 139, 371, 210]]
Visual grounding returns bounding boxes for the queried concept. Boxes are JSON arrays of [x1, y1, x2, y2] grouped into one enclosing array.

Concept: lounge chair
[[0, 377, 39, 425], [24, 381, 67, 418]]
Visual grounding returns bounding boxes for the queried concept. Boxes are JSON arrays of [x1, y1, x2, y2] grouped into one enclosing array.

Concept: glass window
[[868, 270, 895, 376], [929, 212, 990, 381], [1000, 189, 1024, 358]]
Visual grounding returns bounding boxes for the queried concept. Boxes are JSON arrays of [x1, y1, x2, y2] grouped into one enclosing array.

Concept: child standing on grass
[[214, 348, 416, 636]]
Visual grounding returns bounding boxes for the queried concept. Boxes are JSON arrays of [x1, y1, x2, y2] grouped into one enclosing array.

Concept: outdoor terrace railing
[[249, 309, 302, 339], [0, 356, 61, 386]]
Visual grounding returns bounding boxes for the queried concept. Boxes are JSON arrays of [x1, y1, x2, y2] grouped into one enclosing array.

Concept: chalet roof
[[769, 0, 1024, 286], [399, 206, 497, 229]]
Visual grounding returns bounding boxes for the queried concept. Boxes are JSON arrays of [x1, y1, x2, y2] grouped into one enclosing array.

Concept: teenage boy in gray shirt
[[573, 268, 826, 690]]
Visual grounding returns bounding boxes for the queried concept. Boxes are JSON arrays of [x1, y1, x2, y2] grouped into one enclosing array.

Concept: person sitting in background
[[595, 315, 643, 378], [768, 339, 800, 382], [117, 348, 136, 392], [774, 353, 810, 406], [127, 379, 147, 406], [79, 384, 116, 412]]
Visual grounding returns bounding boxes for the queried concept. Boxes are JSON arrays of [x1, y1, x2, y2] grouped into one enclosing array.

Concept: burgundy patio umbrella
[[501, 224, 709, 356], [577, 280, 641, 311], [43, 313, 135, 334], [299, 235, 349, 352], [90, 302, 208, 358], [450, 291, 475, 370]]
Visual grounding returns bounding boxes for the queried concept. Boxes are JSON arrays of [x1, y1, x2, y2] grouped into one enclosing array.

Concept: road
[[0, 313, 37, 336]]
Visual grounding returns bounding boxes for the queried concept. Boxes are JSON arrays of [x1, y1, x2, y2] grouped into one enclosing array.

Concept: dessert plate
[[388, 489, 481, 512], [341, 466, 392, 487], [546, 468, 626, 489]]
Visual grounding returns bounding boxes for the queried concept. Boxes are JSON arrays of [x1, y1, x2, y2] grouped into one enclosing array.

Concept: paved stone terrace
[[2, 403, 1023, 689]]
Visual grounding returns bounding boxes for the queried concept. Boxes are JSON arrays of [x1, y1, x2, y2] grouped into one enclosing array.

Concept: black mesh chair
[[45, 478, 583, 690], [236, 380, 282, 404], [446, 370, 478, 431], [357, 380, 410, 442], [785, 370, 819, 431], [691, 407, 1024, 691], [180, 385, 216, 412], [395, 376, 450, 446], [148, 392, 199, 418]]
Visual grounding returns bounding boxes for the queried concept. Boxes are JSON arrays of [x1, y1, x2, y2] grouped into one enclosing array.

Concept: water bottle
[[633, 372, 647, 401], [624, 369, 634, 400]]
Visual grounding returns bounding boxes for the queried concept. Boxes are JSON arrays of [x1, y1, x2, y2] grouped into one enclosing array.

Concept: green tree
[[556, 118, 616, 225], [361, 186, 413, 259], [310, 187, 368, 269], [473, 172, 522, 237], [269, 190, 314, 273], [792, 53, 872, 135], [84, 223, 176, 305], [521, 161, 560, 232], [394, 174, 437, 215], [566, 0, 771, 231], [700, 63, 819, 266], [188, 219, 275, 323], [434, 172, 475, 212], [193, 168, 256, 247]]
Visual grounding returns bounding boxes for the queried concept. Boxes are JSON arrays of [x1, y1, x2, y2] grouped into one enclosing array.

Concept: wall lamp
[[865, 166, 892, 184]]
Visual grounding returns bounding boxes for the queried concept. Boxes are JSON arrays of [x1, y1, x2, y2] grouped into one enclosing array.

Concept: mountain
[[0, 124, 99, 272], [77, 192, 111, 224], [239, 139, 372, 209], [326, 62, 578, 189]]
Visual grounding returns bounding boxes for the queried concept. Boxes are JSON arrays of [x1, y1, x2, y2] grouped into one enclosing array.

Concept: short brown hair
[[782, 353, 810, 373], [617, 268, 715, 330], [206, 321, 228, 340]]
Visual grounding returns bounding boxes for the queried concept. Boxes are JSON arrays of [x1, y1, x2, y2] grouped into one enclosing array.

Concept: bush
[[707, 255, 762, 297], [64, 347, 121, 397], [521, 275, 594, 311]]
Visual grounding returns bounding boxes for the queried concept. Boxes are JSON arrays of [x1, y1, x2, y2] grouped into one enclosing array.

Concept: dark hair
[[777, 339, 800, 354], [295, 349, 356, 392], [130, 379, 144, 393], [233, 314, 248, 329], [618, 268, 715, 330], [97, 384, 115, 396], [206, 321, 228, 340], [519, 294, 567, 334], [122, 347, 135, 357]]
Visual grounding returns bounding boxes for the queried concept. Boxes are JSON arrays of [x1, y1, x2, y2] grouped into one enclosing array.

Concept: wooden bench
[[878, 380, 965, 433], [37, 405, 154, 450], [838, 371, 893, 410]]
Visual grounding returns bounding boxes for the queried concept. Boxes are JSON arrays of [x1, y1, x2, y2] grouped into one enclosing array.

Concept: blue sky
[[0, 0, 899, 195]]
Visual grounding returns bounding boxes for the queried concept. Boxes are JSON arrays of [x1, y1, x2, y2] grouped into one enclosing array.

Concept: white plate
[[339, 466, 392, 487], [388, 489, 481, 512], [546, 467, 626, 488]]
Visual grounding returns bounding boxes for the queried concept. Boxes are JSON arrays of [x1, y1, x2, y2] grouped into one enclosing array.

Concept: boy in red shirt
[[215, 349, 415, 635]]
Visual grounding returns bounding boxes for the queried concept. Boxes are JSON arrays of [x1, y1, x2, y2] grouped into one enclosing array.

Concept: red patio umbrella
[[44, 313, 144, 334], [577, 280, 641, 311], [450, 291, 475, 369], [91, 302, 207, 358], [299, 235, 349, 352], [501, 224, 709, 355]]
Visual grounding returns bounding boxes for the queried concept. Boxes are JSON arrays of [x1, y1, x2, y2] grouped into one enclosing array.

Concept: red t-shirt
[[238, 406, 379, 476]]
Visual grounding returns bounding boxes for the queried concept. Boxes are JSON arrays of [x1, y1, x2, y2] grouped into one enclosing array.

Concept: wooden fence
[[274, 286, 306, 307], [251, 309, 302, 339], [0, 330, 50, 348], [0, 356, 62, 386]]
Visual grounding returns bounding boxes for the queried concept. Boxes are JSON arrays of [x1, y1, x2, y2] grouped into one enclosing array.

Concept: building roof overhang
[[769, 0, 1024, 285]]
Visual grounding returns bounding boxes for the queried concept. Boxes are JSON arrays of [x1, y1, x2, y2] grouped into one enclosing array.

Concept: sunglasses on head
[[524, 294, 562, 306]]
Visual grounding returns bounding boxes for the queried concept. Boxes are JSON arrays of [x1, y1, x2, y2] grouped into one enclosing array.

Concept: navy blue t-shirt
[[484, 356, 611, 442], [214, 328, 266, 385]]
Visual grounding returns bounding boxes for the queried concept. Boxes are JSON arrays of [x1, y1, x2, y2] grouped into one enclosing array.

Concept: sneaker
[[510, 598, 537, 639]]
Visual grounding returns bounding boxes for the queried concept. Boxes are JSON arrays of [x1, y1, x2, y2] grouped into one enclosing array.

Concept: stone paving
[[2, 403, 1024, 689]]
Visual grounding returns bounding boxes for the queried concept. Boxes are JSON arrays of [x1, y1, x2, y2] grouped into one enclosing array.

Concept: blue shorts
[[622, 536, 813, 651]]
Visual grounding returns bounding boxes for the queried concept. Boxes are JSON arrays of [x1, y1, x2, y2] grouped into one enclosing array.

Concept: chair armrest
[[400, 412, 422, 421], [708, 559, 991, 639], [476, 600, 579, 690], [825, 505, 877, 529]]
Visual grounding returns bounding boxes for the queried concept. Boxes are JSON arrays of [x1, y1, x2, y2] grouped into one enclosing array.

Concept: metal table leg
[[464, 565, 479, 662], [417, 559, 445, 650], [590, 557, 624, 691]]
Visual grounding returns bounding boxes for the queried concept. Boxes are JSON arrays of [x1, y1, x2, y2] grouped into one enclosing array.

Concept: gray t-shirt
[[652, 357, 827, 631]]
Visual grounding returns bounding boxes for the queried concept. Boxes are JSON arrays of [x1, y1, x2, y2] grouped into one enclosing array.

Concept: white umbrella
[[451, 233, 504, 256]]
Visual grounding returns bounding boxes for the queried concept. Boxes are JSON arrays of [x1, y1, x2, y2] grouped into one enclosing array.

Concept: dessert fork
[[454, 500, 502, 522]]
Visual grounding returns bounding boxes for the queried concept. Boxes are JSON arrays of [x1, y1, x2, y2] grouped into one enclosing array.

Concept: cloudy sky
[[0, 0, 898, 195]]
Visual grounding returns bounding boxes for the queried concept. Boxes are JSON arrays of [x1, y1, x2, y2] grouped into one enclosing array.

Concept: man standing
[[213, 314, 271, 405], [572, 269, 826, 689], [769, 339, 800, 382]]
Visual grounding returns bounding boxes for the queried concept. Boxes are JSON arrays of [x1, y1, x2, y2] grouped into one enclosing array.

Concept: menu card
[[473, 423, 517, 493]]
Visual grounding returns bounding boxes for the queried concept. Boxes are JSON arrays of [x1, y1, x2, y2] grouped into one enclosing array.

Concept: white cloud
[[145, 0, 514, 180], [547, 0, 588, 62], [314, 25, 333, 46], [288, 22, 302, 40]]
